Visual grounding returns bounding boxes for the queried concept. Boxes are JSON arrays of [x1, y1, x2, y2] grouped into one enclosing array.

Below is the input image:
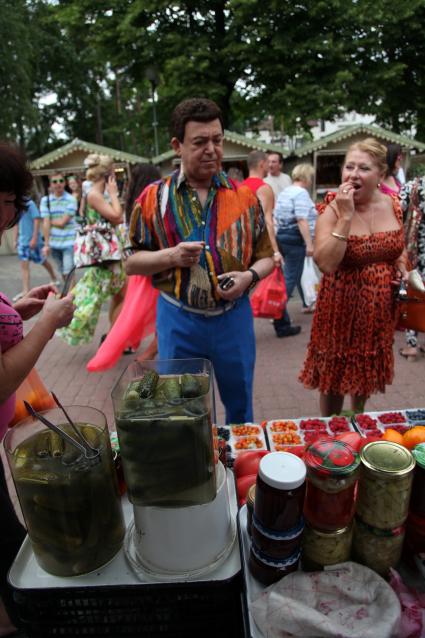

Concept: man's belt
[[160, 292, 236, 317]]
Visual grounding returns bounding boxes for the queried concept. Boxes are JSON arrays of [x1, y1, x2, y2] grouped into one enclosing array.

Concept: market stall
[[4, 359, 425, 637]]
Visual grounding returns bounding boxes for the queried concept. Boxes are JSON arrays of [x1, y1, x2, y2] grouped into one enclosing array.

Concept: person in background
[[227, 166, 244, 184], [40, 172, 77, 288], [126, 98, 274, 424], [86, 164, 162, 371], [241, 151, 282, 269], [300, 138, 408, 416], [13, 198, 58, 301], [0, 142, 75, 637], [66, 175, 82, 211], [272, 164, 315, 337], [58, 154, 125, 346], [264, 151, 292, 200], [399, 176, 425, 360], [381, 143, 402, 196]]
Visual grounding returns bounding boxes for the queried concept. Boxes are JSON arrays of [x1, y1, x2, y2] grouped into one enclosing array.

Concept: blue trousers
[[156, 295, 255, 424], [274, 229, 306, 331]]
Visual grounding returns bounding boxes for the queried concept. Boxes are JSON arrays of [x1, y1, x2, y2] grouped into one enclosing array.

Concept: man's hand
[[42, 245, 50, 257], [169, 241, 205, 268], [29, 237, 37, 249], [273, 251, 283, 267], [13, 284, 59, 320], [216, 271, 253, 301]]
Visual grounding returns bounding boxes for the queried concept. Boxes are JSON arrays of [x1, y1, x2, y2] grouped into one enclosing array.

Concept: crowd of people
[[1, 97, 425, 635]]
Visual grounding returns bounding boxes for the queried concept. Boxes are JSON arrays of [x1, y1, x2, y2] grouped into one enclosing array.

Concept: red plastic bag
[[250, 267, 287, 319]]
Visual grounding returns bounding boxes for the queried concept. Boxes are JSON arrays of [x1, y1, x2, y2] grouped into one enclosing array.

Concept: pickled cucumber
[[181, 373, 201, 398]]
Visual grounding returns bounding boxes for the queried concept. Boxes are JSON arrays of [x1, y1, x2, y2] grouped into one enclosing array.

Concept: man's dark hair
[[170, 98, 224, 142], [0, 142, 33, 228], [266, 150, 284, 165], [385, 143, 402, 177]]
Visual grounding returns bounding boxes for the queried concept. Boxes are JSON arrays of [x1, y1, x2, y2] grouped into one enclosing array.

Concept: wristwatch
[[247, 268, 260, 291]]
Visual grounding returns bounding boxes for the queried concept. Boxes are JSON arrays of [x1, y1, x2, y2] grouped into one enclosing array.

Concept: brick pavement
[[1, 253, 423, 429]]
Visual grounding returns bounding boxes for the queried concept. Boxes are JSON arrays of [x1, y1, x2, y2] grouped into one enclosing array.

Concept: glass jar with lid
[[356, 441, 415, 529], [253, 451, 306, 533], [303, 439, 360, 531], [410, 443, 425, 517], [352, 516, 405, 576], [302, 522, 353, 571]]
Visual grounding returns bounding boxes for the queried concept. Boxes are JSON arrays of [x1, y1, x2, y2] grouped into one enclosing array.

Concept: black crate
[[12, 575, 245, 638]]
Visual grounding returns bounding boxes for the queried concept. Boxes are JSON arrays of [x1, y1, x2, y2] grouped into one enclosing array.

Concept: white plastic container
[[128, 461, 235, 578]]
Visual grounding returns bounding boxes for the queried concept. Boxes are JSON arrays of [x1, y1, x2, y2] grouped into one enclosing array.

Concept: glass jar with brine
[[4, 406, 125, 577], [356, 441, 415, 529], [112, 359, 216, 507], [353, 516, 405, 576]]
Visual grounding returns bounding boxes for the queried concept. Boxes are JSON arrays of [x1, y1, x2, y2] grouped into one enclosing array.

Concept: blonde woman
[[59, 154, 125, 346], [300, 138, 408, 416]]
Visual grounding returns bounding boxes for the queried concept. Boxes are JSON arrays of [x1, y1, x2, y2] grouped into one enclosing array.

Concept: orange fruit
[[382, 428, 405, 446], [402, 426, 425, 450]]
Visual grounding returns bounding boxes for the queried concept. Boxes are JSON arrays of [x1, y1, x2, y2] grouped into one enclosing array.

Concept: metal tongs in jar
[[24, 396, 100, 464]]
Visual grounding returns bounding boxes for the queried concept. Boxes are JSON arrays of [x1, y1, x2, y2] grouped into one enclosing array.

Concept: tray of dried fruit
[[213, 424, 268, 468], [265, 416, 356, 456]]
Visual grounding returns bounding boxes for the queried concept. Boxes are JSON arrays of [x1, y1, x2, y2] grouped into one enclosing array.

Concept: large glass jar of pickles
[[4, 406, 125, 577], [356, 441, 415, 529], [303, 439, 360, 531], [410, 443, 425, 517], [112, 359, 216, 507]]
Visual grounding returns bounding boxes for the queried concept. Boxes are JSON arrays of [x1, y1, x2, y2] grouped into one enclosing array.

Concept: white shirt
[[264, 173, 292, 199]]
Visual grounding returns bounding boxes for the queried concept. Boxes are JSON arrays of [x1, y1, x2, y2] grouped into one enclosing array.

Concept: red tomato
[[334, 432, 363, 452], [236, 474, 257, 507], [358, 434, 382, 451], [233, 450, 270, 478]]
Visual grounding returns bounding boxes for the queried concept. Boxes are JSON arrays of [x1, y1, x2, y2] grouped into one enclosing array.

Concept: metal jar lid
[[360, 441, 415, 476], [246, 484, 256, 509], [305, 438, 360, 476], [305, 522, 352, 537]]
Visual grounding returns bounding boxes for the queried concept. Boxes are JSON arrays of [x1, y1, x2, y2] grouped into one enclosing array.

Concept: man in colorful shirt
[[40, 172, 77, 283], [127, 98, 274, 423]]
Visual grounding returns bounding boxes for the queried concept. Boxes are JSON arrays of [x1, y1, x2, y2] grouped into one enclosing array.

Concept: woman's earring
[[377, 182, 381, 188]]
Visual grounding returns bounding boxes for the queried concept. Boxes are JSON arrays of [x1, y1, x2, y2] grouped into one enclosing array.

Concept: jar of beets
[[304, 439, 360, 531]]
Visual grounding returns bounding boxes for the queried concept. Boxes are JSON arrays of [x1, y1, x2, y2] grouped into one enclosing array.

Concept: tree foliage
[[1, 0, 425, 157]]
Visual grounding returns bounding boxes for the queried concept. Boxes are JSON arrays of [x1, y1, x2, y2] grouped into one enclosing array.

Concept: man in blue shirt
[[40, 173, 77, 284], [13, 199, 58, 300]]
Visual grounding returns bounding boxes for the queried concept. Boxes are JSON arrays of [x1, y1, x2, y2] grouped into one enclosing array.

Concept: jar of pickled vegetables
[[246, 484, 256, 537], [352, 516, 405, 576], [254, 452, 306, 533], [356, 441, 415, 529], [303, 439, 360, 531], [302, 522, 353, 571], [4, 406, 125, 577], [410, 443, 425, 517]]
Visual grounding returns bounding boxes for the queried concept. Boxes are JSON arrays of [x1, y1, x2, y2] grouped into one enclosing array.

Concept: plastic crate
[[9, 475, 244, 637], [12, 578, 244, 637]]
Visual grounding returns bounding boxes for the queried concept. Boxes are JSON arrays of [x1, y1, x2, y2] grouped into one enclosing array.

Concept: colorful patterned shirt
[[40, 192, 77, 249], [0, 292, 23, 439], [130, 170, 273, 309]]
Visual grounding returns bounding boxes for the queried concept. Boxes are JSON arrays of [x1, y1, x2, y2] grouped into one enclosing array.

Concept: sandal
[[399, 347, 418, 361]]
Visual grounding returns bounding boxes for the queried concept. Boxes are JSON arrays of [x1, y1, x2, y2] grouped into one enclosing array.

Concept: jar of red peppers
[[304, 439, 360, 531]]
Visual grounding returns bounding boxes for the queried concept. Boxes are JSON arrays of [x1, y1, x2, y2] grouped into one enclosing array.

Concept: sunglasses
[[51, 178, 65, 184]]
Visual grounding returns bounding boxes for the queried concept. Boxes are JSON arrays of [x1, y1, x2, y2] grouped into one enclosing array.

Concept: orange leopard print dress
[[299, 192, 404, 397]]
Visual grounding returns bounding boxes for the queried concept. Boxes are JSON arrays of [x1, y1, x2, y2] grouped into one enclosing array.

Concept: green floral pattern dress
[[59, 204, 125, 346]]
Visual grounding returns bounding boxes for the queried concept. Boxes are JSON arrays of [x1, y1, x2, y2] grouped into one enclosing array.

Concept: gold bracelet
[[331, 231, 348, 242]]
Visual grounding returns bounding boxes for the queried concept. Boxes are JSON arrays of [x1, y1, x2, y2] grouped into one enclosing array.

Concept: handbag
[[396, 270, 425, 333], [74, 221, 122, 268], [250, 267, 287, 319]]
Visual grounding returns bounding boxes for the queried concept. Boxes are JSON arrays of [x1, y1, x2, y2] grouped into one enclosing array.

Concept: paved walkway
[[1, 253, 423, 429]]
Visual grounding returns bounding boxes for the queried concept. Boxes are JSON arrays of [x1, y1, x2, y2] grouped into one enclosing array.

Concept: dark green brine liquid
[[13, 424, 125, 576], [116, 373, 216, 506]]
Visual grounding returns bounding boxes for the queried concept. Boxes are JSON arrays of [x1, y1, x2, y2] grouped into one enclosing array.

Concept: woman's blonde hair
[[84, 154, 113, 182], [292, 163, 315, 184], [346, 138, 387, 175]]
